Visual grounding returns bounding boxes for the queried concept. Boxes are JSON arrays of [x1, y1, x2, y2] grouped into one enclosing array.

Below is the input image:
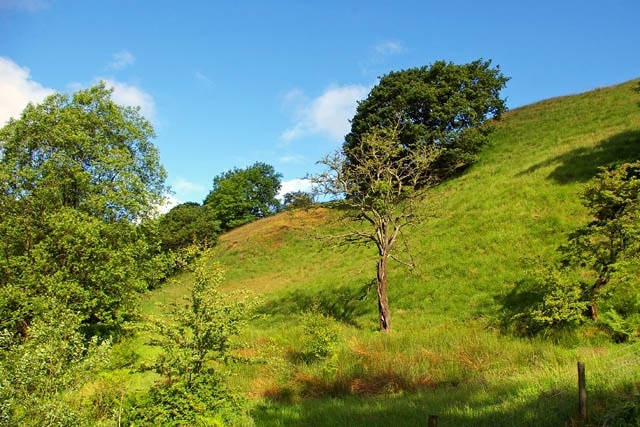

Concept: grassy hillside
[[214, 79, 640, 323], [144, 79, 640, 426]]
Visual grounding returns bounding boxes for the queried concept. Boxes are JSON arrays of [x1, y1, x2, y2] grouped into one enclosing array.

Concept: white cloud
[[277, 178, 313, 200], [375, 41, 405, 55], [281, 84, 368, 143], [101, 78, 156, 122], [109, 50, 135, 70], [0, 57, 54, 125], [0, 0, 48, 11]]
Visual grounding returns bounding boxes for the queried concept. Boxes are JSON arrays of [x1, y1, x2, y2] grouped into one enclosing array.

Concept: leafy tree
[[158, 202, 220, 251], [282, 190, 314, 210], [506, 162, 640, 340], [0, 82, 169, 333], [204, 162, 282, 231], [345, 59, 509, 184], [0, 82, 166, 222], [560, 162, 640, 322], [314, 123, 442, 332]]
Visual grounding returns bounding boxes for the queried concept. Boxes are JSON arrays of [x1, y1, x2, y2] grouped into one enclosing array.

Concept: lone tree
[[315, 60, 508, 332]]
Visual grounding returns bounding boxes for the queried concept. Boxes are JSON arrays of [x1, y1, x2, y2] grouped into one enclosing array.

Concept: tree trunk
[[588, 274, 607, 321], [377, 255, 391, 332], [588, 300, 599, 321]]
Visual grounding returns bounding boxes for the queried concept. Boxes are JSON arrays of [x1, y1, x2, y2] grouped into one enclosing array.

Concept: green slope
[[213, 79, 640, 326]]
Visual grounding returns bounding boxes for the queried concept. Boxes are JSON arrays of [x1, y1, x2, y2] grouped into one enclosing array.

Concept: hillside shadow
[[494, 277, 547, 337], [256, 281, 374, 328], [518, 130, 640, 183]]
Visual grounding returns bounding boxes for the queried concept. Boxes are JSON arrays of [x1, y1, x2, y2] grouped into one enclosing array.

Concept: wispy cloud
[[0, 0, 48, 12], [173, 177, 206, 194], [375, 41, 405, 55], [0, 57, 54, 125], [280, 84, 368, 143], [109, 50, 135, 70], [195, 71, 213, 88], [359, 40, 407, 77], [101, 78, 156, 122]]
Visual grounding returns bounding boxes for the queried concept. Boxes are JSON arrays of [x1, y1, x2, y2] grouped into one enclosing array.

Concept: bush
[[128, 252, 257, 425], [501, 261, 588, 337], [298, 305, 340, 363]]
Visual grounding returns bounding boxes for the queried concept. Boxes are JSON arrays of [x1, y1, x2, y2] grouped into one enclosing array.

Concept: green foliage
[[503, 262, 588, 336], [282, 191, 314, 210], [560, 161, 640, 321], [158, 202, 220, 251], [345, 59, 509, 183], [0, 310, 111, 426], [0, 82, 169, 335], [0, 82, 167, 223], [505, 161, 640, 339], [128, 253, 256, 425], [204, 162, 282, 231], [297, 305, 340, 362]]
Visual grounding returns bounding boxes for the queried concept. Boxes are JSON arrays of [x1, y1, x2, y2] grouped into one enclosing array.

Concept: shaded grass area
[[252, 384, 577, 427]]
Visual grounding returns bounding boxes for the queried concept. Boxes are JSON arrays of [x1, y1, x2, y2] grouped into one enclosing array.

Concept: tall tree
[[0, 82, 168, 332], [314, 124, 440, 332], [345, 59, 509, 184], [316, 60, 508, 332], [204, 162, 282, 231]]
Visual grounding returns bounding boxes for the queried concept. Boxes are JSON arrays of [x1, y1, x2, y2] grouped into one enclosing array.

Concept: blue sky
[[1, 0, 639, 207]]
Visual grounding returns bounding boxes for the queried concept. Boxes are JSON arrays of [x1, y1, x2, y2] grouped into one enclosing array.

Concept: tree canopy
[[204, 162, 282, 231], [0, 82, 168, 333], [0, 82, 167, 222], [345, 59, 509, 183]]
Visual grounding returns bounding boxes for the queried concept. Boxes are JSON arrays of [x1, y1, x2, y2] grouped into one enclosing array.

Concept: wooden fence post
[[578, 361, 587, 423]]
